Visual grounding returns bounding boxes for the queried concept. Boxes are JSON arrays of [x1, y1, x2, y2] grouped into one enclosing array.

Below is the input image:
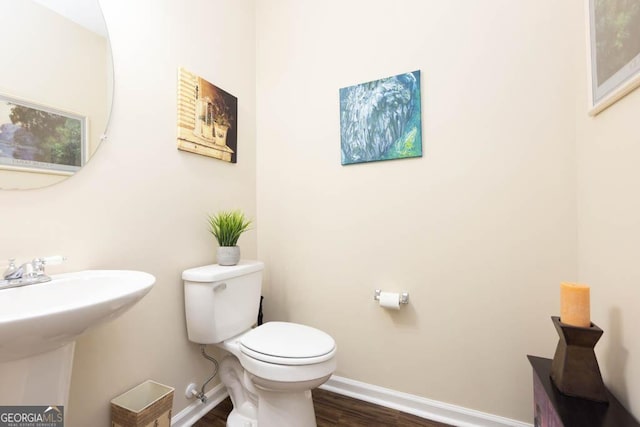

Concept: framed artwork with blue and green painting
[[339, 70, 422, 165]]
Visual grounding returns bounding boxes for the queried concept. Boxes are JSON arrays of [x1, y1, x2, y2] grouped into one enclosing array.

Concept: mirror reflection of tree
[[595, 0, 640, 84], [8, 105, 81, 166]]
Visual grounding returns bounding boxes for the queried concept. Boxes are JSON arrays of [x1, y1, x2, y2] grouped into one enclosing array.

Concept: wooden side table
[[528, 355, 639, 427]]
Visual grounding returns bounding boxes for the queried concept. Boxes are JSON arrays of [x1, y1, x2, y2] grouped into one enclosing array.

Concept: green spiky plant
[[207, 210, 252, 247]]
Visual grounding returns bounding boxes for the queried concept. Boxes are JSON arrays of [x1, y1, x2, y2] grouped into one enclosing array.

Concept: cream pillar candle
[[560, 282, 591, 327]]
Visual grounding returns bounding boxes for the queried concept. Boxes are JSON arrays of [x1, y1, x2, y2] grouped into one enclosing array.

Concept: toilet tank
[[183, 260, 264, 344]]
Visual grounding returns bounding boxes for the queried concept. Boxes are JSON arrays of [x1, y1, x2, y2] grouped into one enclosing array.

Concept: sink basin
[[0, 270, 155, 363]]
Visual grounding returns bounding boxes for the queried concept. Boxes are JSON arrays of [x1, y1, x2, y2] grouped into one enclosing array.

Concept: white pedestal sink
[[0, 270, 155, 407]]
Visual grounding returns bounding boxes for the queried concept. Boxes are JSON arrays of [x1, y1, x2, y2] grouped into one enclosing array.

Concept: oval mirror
[[0, 0, 113, 190]]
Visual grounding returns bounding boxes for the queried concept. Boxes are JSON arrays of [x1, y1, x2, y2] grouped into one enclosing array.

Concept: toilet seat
[[240, 322, 336, 366]]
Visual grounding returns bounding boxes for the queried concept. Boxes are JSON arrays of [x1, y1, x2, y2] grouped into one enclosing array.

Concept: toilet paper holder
[[374, 289, 409, 305]]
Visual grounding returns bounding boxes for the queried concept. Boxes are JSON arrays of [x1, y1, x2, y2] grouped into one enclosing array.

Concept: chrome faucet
[[1, 256, 65, 290]]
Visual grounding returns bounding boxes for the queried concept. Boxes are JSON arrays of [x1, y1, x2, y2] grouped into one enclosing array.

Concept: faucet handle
[[41, 256, 66, 266], [31, 256, 65, 277], [3, 259, 17, 277]]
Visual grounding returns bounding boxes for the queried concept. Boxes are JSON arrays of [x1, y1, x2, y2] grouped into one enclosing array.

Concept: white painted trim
[[319, 375, 532, 427], [170, 375, 533, 427], [171, 383, 229, 427]]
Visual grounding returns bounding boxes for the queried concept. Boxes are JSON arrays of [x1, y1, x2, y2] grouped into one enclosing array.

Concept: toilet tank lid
[[182, 260, 264, 282]]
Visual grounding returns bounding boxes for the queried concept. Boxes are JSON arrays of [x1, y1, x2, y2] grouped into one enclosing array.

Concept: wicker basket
[[111, 380, 174, 427]]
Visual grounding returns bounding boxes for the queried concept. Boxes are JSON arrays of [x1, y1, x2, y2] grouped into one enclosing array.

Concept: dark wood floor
[[193, 388, 452, 427]]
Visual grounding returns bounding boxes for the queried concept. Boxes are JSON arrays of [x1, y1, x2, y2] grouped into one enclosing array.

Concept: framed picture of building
[[0, 94, 86, 174], [177, 67, 238, 163]]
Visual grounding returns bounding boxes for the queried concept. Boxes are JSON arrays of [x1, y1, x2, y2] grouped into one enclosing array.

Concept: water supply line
[[191, 345, 219, 403]]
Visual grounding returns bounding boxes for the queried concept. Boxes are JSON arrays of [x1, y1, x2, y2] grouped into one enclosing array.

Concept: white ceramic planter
[[217, 246, 240, 266]]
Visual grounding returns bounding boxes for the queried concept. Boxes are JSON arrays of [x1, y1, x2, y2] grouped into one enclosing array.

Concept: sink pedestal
[[0, 343, 75, 407]]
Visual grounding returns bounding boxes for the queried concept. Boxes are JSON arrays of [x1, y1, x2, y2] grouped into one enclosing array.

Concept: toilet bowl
[[219, 322, 336, 427], [183, 261, 337, 427]]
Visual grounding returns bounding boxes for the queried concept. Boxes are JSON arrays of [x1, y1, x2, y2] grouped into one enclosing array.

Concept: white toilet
[[183, 260, 337, 427]]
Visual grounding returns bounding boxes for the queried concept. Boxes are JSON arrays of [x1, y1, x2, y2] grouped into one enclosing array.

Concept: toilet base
[[255, 388, 317, 427], [225, 389, 317, 427], [218, 352, 330, 427], [227, 410, 257, 427]]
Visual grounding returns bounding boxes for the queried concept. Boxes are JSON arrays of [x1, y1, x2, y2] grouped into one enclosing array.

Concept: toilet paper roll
[[379, 291, 401, 310]]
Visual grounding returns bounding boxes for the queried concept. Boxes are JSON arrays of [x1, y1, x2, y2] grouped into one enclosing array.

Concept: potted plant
[[207, 210, 252, 266]]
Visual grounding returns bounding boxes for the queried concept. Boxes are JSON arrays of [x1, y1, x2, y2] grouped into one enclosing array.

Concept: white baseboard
[[171, 375, 533, 427], [319, 375, 533, 427], [171, 383, 229, 427]]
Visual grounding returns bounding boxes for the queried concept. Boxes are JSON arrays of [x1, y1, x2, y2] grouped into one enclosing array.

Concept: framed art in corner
[[0, 94, 87, 174], [587, 0, 640, 115]]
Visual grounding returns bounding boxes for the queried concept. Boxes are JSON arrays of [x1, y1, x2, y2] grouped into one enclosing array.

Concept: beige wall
[[575, 1, 640, 418], [256, 0, 579, 422], [3, 0, 639, 425], [0, 0, 107, 189], [0, 0, 256, 425]]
